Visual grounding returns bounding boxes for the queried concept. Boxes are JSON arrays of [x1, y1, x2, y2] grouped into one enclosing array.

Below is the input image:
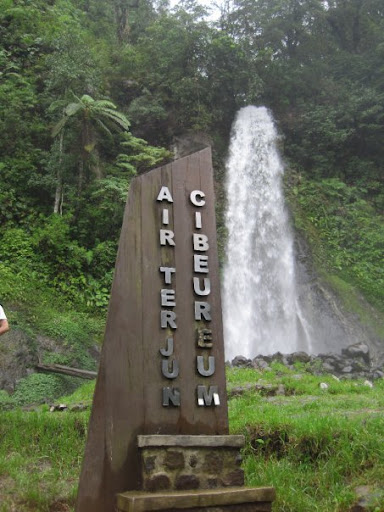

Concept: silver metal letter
[[193, 277, 211, 296], [197, 386, 220, 406], [197, 355, 215, 377], [162, 359, 179, 379], [157, 186, 173, 203], [194, 301, 211, 321], [160, 229, 175, 246], [194, 255, 209, 273], [160, 267, 176, 285], [193, 233, 209, 252], [190, 190, 206, 207], [161, 289, 176, 307], [195, 212, 202, 229], [161, 310, 177, 329], [163, 387, 180, 407], [160, 337, 174, 356], [162, 209, 169, 225]]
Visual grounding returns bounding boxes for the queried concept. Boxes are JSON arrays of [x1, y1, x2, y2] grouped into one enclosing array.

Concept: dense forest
[[1, 0, 383, 382]]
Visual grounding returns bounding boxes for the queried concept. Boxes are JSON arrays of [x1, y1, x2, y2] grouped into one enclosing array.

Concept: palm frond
[[80, 94, 95, 105], [48, 99, 68, 113], [95, 118, 113, 138], [94, 100, 117, 110], [65, 102, 83, 117], [99, 110, 131, 131], [51, 117, 67, 138]]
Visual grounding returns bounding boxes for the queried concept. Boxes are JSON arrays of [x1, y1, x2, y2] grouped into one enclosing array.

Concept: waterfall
[[222, 106, 312, 361]]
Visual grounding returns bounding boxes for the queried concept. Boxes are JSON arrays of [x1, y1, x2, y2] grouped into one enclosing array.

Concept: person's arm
[[0, 319, 9, 335]]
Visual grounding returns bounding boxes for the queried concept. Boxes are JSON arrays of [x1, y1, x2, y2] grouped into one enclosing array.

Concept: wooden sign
[[76, 147, 228, 512]]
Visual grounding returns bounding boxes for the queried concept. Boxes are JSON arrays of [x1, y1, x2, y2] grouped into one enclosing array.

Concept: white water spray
[[222, 106, 312, 360]]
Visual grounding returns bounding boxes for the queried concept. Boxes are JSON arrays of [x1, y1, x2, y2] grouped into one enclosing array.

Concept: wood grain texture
[[76, 148, 228, 512]]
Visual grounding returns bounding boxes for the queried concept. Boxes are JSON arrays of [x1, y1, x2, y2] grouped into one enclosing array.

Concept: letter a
[[157, 186, 173, 203]]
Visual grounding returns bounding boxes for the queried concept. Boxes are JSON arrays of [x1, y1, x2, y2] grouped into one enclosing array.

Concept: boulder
[[318, 353, 345, 371], [270, 352, 285, 363], [0, 328, 35, 392], [322, 362, 337, 373], [349, 485, 384, 512], [229, 341, 377, 380], [231, 355, 252, 368], [252, 357, 270, 370], [342, 343, 370, 364], [287, 352, 311, 364]]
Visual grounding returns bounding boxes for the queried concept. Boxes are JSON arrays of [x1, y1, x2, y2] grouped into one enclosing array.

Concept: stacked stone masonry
[[116, 436, 276, 511], [139, 436, 245, 493]]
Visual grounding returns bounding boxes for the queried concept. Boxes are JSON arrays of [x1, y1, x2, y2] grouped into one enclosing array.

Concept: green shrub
[[11, 373, 78, 407], [0, 228, 36, 267], [0, 390, 13, 410], [287, 174, 384, 314]]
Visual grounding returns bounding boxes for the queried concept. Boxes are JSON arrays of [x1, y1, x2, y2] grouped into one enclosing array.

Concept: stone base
[[116, 436, 276, 511], [116, 487, 276, 512], [138, 435, 245, 492]]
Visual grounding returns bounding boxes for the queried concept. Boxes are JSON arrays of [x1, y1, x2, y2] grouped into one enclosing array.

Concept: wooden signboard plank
[[172, 154, 196, 430], [76, 148, 228, 512], [197, 149, 228, 433]]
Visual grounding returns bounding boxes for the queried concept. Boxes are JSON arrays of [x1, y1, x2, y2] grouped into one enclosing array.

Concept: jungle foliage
[[1, 2, 384, 508], [0, 0, 383, 317]]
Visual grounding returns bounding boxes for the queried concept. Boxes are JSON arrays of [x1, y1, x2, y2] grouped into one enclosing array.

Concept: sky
[[169, 0, 224, 21]]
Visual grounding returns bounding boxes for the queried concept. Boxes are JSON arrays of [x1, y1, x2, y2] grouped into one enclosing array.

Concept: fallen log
[[36, 363, 97, 380]]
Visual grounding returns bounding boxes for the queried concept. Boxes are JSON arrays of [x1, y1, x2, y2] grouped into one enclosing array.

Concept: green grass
[[227, 367, 384, 511], [1, 367, 384, 511], [0, 410, 89, 511], [57, 380, 95, 408]]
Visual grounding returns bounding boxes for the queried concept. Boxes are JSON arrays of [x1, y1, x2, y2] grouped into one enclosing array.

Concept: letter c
[[190, 190, 206, 207]]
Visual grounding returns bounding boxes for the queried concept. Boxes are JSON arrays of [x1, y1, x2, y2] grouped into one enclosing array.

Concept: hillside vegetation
[[1, 4, 384, 510]]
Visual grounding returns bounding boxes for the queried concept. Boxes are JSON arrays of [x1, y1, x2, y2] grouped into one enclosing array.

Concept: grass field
[[1, 367, 384, 511]]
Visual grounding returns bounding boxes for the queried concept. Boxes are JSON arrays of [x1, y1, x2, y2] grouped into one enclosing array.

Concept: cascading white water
[[222, 106, 312, 361]]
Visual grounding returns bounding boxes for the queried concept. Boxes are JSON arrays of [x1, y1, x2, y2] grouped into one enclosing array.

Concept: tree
[[51, 94, 131, 211], [117, 131, 172, 174]]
